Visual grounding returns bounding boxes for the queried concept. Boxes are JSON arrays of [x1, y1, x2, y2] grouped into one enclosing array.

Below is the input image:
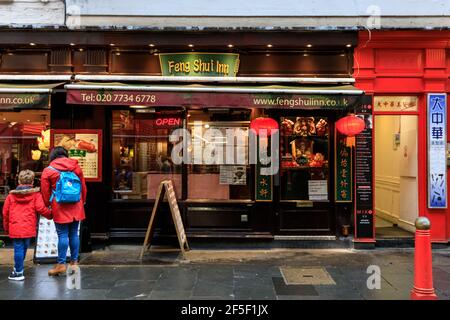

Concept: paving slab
[[0, 247, 448, 300]]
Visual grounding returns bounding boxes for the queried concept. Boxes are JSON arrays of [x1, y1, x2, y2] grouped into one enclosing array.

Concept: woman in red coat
[[41, 146, 87, 276], [2, 169, 52, 281]]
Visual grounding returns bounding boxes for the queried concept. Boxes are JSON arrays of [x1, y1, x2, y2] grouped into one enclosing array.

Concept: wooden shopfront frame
[[64, 82, 364, 238]]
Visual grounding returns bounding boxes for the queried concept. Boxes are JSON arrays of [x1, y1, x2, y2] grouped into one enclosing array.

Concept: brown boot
[[48, 264, 67, 276]]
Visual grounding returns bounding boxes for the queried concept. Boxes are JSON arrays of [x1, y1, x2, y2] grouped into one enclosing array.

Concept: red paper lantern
[[250, 117, 279, 136], [336, 115, 365, 136]]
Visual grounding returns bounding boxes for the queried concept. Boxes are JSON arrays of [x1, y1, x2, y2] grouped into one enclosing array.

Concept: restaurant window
[[280, 116, 329, 201], [0, 110, 51, 200], [112, 110, 183, 200], [187, 109, 252, 200]]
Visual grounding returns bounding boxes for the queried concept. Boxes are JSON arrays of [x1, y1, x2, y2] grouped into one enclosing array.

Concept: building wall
[[355, 30, 450, 243], [0, 0, 64, 27], [375, 116, 401, 223], [1, 0, 449, 30], [64, 0, 450, 29], [375, 115, 418, 233]]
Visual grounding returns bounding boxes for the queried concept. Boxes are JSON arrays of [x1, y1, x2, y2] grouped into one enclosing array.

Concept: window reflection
[[187, 109, 252, 200], [0, 110, 50, 199], [280, 116, 329, 201], [112, 110, 183, 200]]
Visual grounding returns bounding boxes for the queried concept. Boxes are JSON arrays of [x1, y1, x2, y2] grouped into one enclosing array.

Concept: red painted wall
[[355, 31, 450, 243]]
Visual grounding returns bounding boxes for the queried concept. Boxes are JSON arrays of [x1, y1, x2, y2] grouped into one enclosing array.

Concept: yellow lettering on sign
[[193, 59, 215, 73], [216, 61, 229, 74], [168, 60, 190, 73], [168, 61, 175, 73], [193, 59, 200, 72]]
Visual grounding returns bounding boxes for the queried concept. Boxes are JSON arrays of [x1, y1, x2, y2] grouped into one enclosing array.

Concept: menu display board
[[50, 129, 102, 182], [140, 180, 189, 259], [355, 95, 374, 239], [34, 216, 80, 263]]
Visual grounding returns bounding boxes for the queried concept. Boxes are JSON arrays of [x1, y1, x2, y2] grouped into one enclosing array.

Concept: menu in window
[[34, 216, 80, 263], [219, 165, 246, 185], [51, 130, 102, 182], [308, 180, 328, 201]]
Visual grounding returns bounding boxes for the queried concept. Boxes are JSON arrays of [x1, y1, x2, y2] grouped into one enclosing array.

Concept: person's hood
[[9, 185, 40, 202], [49, 157, 79, 171]]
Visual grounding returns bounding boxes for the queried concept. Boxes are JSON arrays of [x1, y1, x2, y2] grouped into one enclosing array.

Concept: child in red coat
[[2, 170, 51, 281]]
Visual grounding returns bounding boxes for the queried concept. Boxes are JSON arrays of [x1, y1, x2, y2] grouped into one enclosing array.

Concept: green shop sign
[[255, 136, 273, 202], [159, 53, 240, 77], [335, 131, 352, 202]]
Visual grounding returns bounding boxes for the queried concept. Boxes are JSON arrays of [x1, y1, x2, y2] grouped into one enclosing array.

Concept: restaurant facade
[[355, 30, 450, 245], [0, 29, 447, 248]]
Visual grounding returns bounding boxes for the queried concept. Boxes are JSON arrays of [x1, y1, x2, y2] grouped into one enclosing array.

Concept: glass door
[[280, 116, 330, 201], [275, 112, 335, 235]]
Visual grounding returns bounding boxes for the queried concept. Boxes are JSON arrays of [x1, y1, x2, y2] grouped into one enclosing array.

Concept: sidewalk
[[0, 246, 449, 300]]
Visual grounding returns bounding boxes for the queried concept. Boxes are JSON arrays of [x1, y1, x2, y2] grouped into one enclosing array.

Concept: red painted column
[[423, 48, 448, 243]]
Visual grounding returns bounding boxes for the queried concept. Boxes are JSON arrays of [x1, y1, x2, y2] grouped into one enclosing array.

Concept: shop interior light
[[130, 105, 150, 109], [306, 44, 312, 47], [188, 44, 194, 47], [228, 44, 234, 48], [29, 43, 36, 46], [267, 44, 273, 48], [149, 44, 155, 47], [70, 43, 75, 46], [346, 44, 352, 47], [136, 109, 156, 113], [110, 43, 115, 46]]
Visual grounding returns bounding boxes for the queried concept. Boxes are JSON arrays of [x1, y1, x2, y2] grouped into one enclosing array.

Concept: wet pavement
[[0, 247, 449, 300]]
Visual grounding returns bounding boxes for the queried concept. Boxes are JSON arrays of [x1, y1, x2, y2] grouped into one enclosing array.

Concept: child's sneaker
[[8, 270, 25, 281]]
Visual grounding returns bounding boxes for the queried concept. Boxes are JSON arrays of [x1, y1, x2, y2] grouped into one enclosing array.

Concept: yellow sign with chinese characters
[[374, 96, 418, 112]]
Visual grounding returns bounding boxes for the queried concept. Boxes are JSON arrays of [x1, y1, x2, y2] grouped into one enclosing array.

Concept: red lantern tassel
[[345, 136, 356, 148]]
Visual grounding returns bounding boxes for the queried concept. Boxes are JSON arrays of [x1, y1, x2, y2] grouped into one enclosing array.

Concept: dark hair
[[49, 146, 69, 162]]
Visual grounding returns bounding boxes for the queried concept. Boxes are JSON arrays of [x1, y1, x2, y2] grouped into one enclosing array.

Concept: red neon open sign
[[155, 117, 182, 127]]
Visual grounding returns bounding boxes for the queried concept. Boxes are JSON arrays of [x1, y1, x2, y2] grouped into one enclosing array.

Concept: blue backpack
[[48, 166, 82, 204]]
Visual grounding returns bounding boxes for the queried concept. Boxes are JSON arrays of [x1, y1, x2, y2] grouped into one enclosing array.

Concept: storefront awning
[[0, 75, 72, 81], [74, 75, 356, 84], [0, 83, 64, 109], [65, 82, 364, 110]]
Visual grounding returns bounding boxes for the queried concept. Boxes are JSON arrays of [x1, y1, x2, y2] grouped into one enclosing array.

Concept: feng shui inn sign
[[159, 53, 240, 77]]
